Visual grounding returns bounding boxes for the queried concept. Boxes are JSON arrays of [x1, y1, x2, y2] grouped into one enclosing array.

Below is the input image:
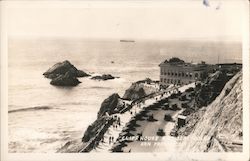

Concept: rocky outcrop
[[82, 117, 113, 142], [77, 70, 90, 77], [123, 84, 146, 101], [178, 71, 242, 152], [43, 60, 90, 78], [50, 71, 81, 86], [91, 74, 116, 81], [79, 93, 127, 152], [43, 60, 90, 86], [123, 79, 158, 101], [97, 93, 125, 118], [176, 71, 239, 136], [195, 71, 231, 108]]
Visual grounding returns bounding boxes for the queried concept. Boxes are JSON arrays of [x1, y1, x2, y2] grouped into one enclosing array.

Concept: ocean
[[8, 38, 241, 152]]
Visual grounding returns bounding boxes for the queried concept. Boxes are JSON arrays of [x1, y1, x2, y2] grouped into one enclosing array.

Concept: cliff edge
[[178, 71, 242, 152]]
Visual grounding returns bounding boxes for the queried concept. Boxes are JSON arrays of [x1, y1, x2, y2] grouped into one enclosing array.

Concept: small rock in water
[[91, 74, 116, 81]]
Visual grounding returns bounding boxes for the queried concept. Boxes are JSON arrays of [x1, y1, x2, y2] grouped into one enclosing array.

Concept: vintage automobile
[[170, 128, 178, 137], [156, 128, 165, 136]]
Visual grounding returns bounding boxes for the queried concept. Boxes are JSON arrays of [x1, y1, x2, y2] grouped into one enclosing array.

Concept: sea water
[[7, 38, 241, 152]]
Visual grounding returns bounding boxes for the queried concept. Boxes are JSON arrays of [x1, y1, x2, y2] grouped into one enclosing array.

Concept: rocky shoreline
[[57, 78, 159, 152], [57, 70, 242, 153]]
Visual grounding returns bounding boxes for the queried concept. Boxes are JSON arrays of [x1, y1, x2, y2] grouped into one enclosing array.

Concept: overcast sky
[[4, 0, 247, 41]]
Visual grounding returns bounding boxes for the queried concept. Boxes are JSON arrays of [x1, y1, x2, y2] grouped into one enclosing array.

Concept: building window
[[178, 73, 181, 77], [170, 79, 173, 83], [186, 72, 189, 77], [161, 78, 163, 82], [178, 80, 180, 84], [168, 72, 170, 75], [189, 73, 192, 78], [171, 72, 174, 76], [182, 72, 184, 77], [175, 72, 177, 76], [195, 73, 199, 78], [167, 79, 169, 83]]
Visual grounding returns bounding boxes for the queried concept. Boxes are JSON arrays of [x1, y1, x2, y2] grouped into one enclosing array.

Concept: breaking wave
[[8, 106, 53, 113]]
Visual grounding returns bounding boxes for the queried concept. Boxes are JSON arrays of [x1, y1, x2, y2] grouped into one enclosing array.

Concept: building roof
[[159, 61, 208, 68], [159, 58, 210, 72]]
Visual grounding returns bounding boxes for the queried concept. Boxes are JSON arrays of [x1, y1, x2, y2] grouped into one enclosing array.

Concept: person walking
[[109, 136, 111, 144]]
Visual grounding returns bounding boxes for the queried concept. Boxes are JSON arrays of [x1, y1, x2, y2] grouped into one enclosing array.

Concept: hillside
[[178, 71, 242, 152]]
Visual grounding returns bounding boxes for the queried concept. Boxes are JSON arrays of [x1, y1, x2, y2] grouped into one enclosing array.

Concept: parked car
[[170, 129, 178, 137], [157, 128, 165, 136], [147, 114, 155, 122], [161, 104, 169, 110], [164, 114, 173, 121], [170, 104, 180, 111]]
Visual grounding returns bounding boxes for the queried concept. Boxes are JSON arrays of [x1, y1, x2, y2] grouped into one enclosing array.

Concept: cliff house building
[[159, 57, 212, 87]]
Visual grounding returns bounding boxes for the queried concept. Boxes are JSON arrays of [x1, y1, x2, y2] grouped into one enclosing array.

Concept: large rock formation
[[123, 79, 158, 101], [43, 60, 90, 86], [79, 93, 127, 152], [122, 84, 146, 101], [43, 60, 90, 78], [50, 71, 81, 86], [178, 71, 242, 152], [82, 117, 111, 142], [97, 93, 125, 118]]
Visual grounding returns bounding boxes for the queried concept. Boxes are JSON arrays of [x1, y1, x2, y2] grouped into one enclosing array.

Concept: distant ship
[[120, 39, 135, 43]]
